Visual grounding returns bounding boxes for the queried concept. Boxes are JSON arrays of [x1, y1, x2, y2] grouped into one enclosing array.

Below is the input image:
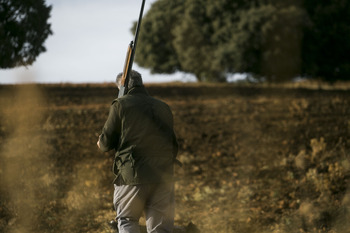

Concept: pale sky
[[0, 0, 194, 84]]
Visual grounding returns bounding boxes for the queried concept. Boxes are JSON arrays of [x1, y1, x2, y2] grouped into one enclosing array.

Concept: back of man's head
[[116, 70, 143, 89]]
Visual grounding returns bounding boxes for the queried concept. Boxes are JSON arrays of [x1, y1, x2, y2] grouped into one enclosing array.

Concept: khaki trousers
[[113, 182, 174, 233]]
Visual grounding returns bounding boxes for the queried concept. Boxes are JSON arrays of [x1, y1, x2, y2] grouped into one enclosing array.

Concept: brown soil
[[0, 83, 349, 233]]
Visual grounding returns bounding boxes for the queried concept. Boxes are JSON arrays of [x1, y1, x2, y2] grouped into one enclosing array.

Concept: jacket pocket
[[113, 145, 136, 184]]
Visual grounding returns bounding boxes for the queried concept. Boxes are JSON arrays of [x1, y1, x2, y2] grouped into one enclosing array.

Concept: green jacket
[[99, 86, 178, 185]]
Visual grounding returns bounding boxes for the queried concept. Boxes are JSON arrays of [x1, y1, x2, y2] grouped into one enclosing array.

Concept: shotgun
[[118, 0, 146, 98]]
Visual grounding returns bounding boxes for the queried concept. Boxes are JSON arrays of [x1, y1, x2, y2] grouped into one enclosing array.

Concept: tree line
[[134, 0, 350, 82]]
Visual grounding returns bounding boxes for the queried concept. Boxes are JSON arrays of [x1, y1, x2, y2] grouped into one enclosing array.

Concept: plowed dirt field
[[0, 83, 349, 233]]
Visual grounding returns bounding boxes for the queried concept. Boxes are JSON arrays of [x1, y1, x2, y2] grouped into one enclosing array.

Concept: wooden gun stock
[[118, 0, 146, 98], [118, 41, 134, 98]]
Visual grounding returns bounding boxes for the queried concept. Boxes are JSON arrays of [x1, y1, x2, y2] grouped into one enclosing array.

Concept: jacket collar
[[127, 86, 149, 96]]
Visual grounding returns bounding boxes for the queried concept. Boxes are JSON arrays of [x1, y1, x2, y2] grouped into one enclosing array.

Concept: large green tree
[[135, 0, 350, 82], [134, 0, 184, 74], [232, 3, 308, 82], [0, 0, 52, 68], [302, 0, 350, 82], [135, 0, 252, 82], [172, 0, 252, 82]]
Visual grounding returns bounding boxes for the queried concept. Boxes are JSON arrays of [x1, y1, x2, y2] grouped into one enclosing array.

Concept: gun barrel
[[133, 0, 146, 53]]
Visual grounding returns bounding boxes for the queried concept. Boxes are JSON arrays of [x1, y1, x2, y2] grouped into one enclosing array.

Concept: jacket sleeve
[[98, 101, 122, 152]]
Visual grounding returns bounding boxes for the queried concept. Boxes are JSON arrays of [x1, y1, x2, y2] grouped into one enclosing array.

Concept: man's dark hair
[[116, 70, 143, 89]]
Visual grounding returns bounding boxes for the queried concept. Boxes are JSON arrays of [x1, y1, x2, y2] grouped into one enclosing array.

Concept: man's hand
[[96, 133, 101, 149]]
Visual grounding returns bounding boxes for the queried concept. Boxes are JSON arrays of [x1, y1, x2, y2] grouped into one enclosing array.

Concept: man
[[97, 70, 178, 233]]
